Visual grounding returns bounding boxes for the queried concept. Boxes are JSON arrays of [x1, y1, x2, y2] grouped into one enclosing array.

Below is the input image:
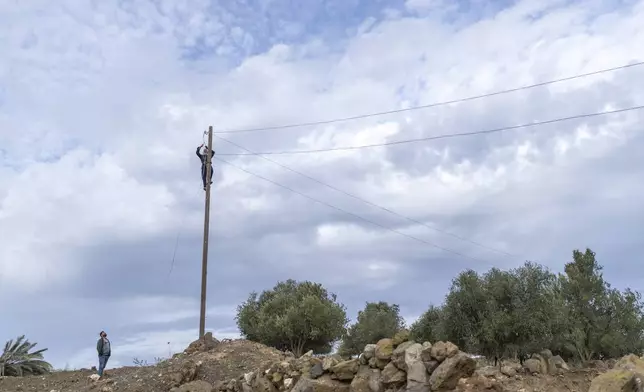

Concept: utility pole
[[199, 126, 213, 339]]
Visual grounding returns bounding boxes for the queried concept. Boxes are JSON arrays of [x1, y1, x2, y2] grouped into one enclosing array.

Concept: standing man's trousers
[[98, 355, 110, 376]]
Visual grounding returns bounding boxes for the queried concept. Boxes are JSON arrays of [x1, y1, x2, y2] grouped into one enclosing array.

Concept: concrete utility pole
[[199, 125, 213, 339]]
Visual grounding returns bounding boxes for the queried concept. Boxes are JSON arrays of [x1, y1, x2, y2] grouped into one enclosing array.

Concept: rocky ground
[[0, 335, 287, 392], [0, 331, 631, 392]]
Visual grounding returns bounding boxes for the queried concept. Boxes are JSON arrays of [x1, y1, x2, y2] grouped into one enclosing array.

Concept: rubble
[[0, 334, 605, 392], [588, 354, 644, 392], [210, 336, 475, 392]]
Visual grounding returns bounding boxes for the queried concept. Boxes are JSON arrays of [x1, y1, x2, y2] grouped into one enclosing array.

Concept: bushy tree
[[479, 268, 516, 361], [339, 301, 405, 356], [442, 270, 489, 354], [560, 248, 613, 361], [419, 249, 644, 362], [237, 249, 644, 362], [598, 288, 644, 358], [236, 279, 348, 356], [508, 262, 566, 360], [0, 335, 53, 377], [409, 305, 446, 343], [559, 248, 644, 360]]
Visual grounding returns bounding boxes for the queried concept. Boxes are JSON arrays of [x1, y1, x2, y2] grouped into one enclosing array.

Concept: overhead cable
[[213, 156, 489, 263], [213, 61, 644, 135], [217, 105, 644, 156], [215, 134, 517, 258]]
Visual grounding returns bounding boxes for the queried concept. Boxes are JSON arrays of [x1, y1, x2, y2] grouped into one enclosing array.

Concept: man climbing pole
[[196, 143, 215, 190]]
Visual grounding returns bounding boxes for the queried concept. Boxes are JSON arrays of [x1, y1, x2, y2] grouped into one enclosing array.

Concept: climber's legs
[[201, 164, 214, 190]]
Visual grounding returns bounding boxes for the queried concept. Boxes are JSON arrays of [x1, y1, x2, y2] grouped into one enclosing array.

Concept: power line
[[213, 61, 644, 135], [217, 105, 644, 156], [166, 185, 204, 280], [215, 134, 516, 258], [213, 156, 489, 263]]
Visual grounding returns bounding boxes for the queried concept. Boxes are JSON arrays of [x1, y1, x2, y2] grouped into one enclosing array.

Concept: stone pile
[[207, 332, 477, 392], [183, 332, 220, 355], [521, 349, 569, 376], [589, 354, 644, 392]]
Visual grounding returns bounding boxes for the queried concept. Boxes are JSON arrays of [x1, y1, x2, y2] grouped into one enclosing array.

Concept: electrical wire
[[215, 134, 516, 258], [166, 184, 208, 280], [217, 105, 644, 156], [213, 156, 489, 263], [168, 129, 215, 280], [168, 130, 217, 280], [213, 61, 644, 135]]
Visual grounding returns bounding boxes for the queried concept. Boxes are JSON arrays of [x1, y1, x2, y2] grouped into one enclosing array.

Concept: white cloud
[[0, 150, 177, 291], [108, 296, 236, 327], [67, 328, 241, 370], [2, 0, 644, 369]]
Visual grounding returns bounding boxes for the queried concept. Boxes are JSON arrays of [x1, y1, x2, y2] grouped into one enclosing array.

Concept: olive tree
[[236, 279, 348, 356]]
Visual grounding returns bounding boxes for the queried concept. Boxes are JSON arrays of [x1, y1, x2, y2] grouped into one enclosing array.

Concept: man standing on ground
[[96, 331, 111, 377]]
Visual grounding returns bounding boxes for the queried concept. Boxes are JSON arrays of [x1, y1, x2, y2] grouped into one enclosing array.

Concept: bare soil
[[0, 340, 287, 392], [0, 340, 603, 392], [457, 368, 601, 392]]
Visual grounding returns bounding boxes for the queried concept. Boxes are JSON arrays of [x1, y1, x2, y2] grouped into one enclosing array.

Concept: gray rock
[[375, 339, 394, 361], [348, 366, 383, 392], [391, 341, 415, 370], [429, 341, 459, 362], [322, 355, 341, 371], [405, 343, 428, 392], [292, 375, 350, 392], [428, 352, 476, 391], [330, 359, 359, 381], [381, 362, 406, 387], [253, 376, 278, 392], [310, 362, 324, 379], [423, 360, 439, 375], [523, 358, 542, 374], [501, 365, 517, 377], [363, 344, 377, 360], [476, 366, 501, 378], [551, 355, 570, 371], [420, 342, 432, 363]]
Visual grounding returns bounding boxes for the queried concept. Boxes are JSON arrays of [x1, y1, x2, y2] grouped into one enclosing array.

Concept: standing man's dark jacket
[[97, 337, 111, 357]]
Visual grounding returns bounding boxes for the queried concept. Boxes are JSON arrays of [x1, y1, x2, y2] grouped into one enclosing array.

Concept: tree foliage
[[239, 249, 644, 363], [559, 249, 644, 360], [409, 305, 445, 343], [339, 301, 405, 356], [411, 248, 644, 362], [236, 279, 348, 357], [0, 335, 53, 377]]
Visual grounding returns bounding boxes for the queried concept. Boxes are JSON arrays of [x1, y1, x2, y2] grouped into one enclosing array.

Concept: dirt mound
[[186, 339, 289, 386], [0, 368, 96, 392], [0, 336, 609, 392], [458, 368, 600, 391], [0, 338, 288, 392]]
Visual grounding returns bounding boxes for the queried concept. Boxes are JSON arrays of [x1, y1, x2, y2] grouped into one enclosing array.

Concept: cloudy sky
[[2, 0, 644, 370]]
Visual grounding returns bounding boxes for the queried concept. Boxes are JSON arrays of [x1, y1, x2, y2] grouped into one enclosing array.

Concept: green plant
[[132, 356, 166, 367], [236, 279, 348, 356], [0, 335, 53, 377]]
